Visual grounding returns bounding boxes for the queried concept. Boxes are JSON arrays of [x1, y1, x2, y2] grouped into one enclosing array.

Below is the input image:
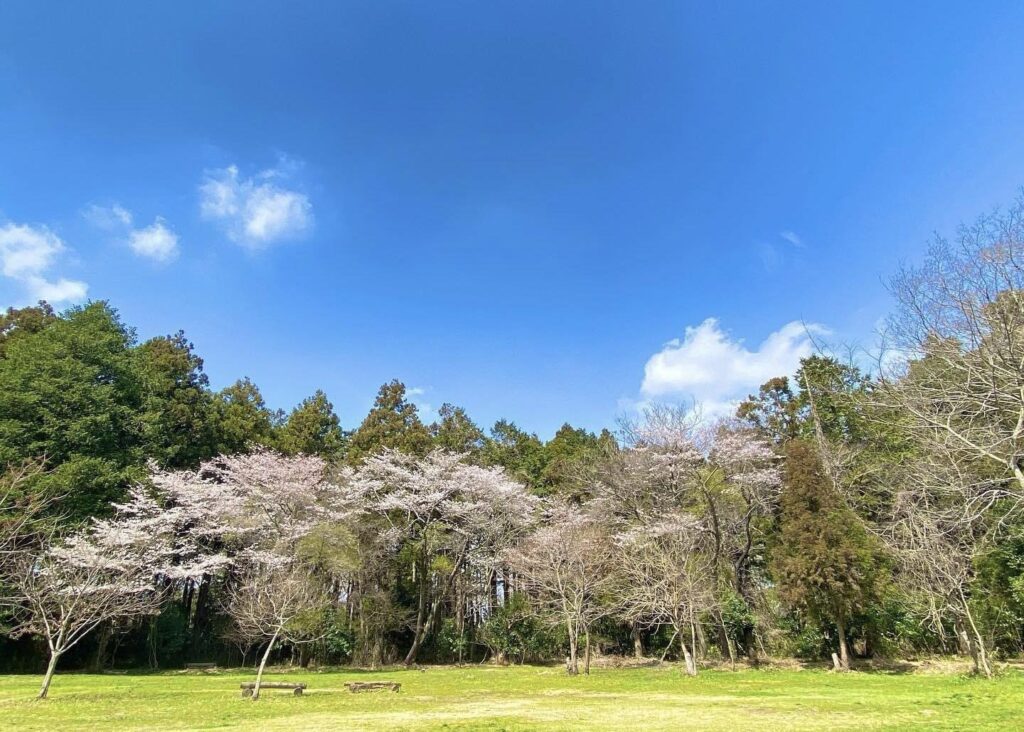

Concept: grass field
[[0, 663, 1021, 730]]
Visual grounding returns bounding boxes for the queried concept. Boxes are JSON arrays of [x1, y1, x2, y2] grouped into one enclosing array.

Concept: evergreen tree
[[539, 424, 613, 500], [0, 302, 143, 520], [772, 440, 884, 670], [481, 419, 547, 493], [346, 380, 431, 464], [430, 403, 485, 456], [278, 389, 346, 459], [136, 331, 217, 468], [211, 377, 278, 455]]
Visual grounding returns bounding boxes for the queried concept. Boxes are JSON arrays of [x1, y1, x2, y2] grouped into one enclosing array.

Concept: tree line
[[4, 197, 1024, 697]]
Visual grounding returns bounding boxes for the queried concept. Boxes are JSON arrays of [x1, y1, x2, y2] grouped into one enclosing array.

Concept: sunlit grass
[[0, 663, 1020, 730]]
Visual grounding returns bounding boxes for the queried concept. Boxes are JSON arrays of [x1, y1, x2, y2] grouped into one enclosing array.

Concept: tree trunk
[[91, 623, 111, 672], [631, 623, 644, 659], [565, 618, 579, 675], [147, 616, 159, 670], [961, 594, 992, 678], [681, 622, 698, 676], [742, 625, 758, 665], [252, 629, 280, 701], [403, 554, 430, 666], [404, 541, 470, 666], [584, 629, 592, 676], [38, 650, 61, 700], [681, 641, 697, 676], [836, 617, 850, 671]]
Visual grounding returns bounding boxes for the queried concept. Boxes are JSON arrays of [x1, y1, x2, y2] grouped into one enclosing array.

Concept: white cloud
[[0, 222, 88, 304], [83, 204, 180, 262], [640, 318, 826, 418], [83, 203, 133, 230], [199, 163, 313, 248], [128, 218, 179, 262], [779, 230, 804, 248], [24, 275, 88, 303]]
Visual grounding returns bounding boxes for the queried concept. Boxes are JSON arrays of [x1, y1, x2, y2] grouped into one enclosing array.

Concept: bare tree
[[225, 560, 330, 700], [0, 459, 53, 568], [883, 200, 1024, 522], [877, 201, 1024, 676], [614, 512, 717, 675], [885, 462, 994, 676], [506, 504, 614, 675]]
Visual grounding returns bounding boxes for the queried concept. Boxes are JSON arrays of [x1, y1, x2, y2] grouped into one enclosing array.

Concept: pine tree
[[346, 380, 431, 464], [773, 440, 884, 670], [278, 390, 346, 459]]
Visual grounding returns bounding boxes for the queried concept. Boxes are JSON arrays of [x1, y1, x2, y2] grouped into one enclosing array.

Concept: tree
[[538, 424, 614, 500], [886, 481, 993, 676], [881, 200, 1024, 522], [614, 513, 717, 675], [0, 459, 53, 567], [0, 301, 56, 358], [737, 377, 800, 445], [772, 440, 884, 670], [347, 449, 535, 665], [278, 390, 346, 460], [136, 332, 217, 469], [0, 302, 143, 521], [507, 505, 614, 675], [431, 403, 485, 456], [211, 378, 278, 455], [225, 560, 330, 699], [347, 380, 431, 464], [4, 521, 169, 698], [602, 406, 781, 663], [482, 420, 548, 493]]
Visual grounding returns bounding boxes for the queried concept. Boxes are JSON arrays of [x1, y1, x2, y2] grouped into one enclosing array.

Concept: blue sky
[[3, 2, 1024, 437]]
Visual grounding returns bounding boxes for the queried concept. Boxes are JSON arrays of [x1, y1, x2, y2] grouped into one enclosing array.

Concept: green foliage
[[481, 419, 547, 492], [278, 389, 346, 459], [0, 302, 56, 357], [210, 377, 278, 454], [430, 403, 485, 456], [151, 605, 189, 667], [772, 440, 886, 640], [136, 332, 217, 468], [720, 590, 756, 650], [320, 608, 356, 663], [347, 380, 431, 464], [481, 594, 558, 663], [537, 424, 615, 500], [0, 302, 143, 520]]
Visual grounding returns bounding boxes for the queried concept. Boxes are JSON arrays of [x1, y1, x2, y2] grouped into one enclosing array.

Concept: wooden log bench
[[184, 662, 217, 671], [345, 681, 401, 693], [240, 681, 307, 697]]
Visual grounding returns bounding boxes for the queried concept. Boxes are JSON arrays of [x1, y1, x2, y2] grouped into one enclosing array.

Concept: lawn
[[0, 664, 1020, 730]]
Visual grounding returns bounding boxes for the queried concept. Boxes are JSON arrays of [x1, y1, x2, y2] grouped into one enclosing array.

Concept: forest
[[4, 199, 1024, 703]]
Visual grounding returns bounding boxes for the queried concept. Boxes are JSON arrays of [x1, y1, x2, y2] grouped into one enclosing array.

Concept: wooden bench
[[184, 662, 217, 671], [240, 681, 307, 697], [345, 681, 401, 693]]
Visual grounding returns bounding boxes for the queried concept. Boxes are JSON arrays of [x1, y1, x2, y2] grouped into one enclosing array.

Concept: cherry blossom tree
[[5, 521, 168, 699], [599, 406, 781, 662], [614, 512, 717, 676], [346, 449, 536, 665], [507, 504, 615, 675]]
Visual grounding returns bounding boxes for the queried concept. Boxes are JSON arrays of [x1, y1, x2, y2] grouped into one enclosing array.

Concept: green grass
[[0, 664, 1020, 730]]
